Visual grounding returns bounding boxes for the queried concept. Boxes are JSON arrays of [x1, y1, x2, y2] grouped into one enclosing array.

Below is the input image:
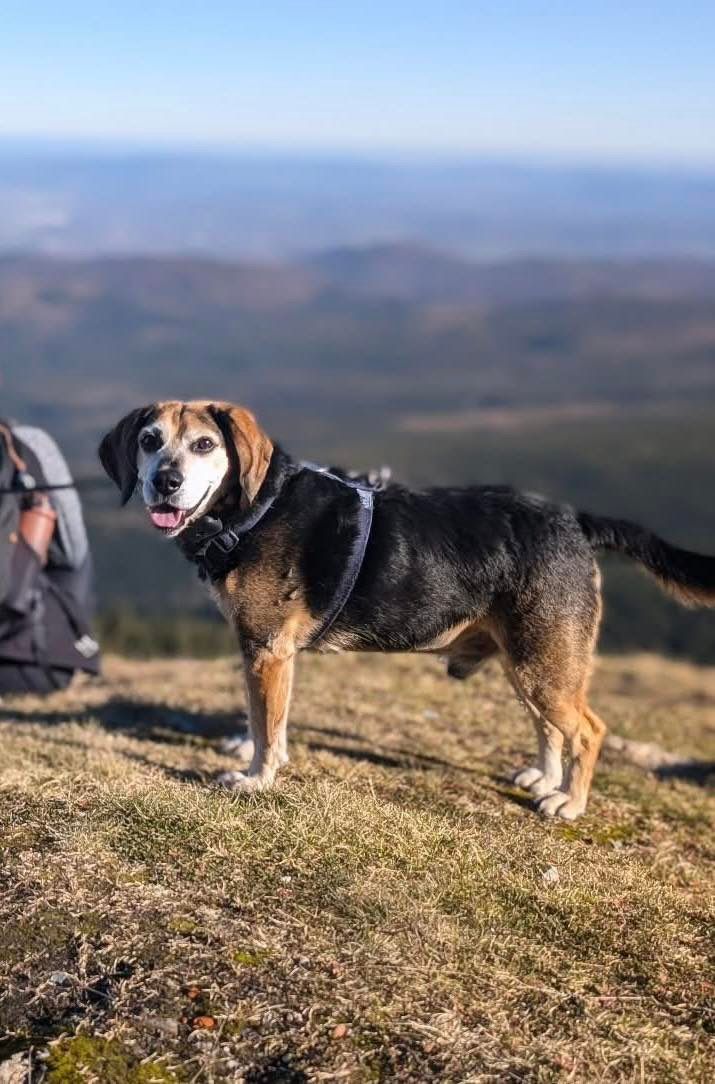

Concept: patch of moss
[[0, 908, 74, 968], [232, 947, 271, 967], [221, 1015, 247, 1038], [76, 911, 104, 939], [592, 822, 638, 844], [46, 1035, 180, 1084], [556, 824, 583, 842], [557, 822, 638, 845], [167, 916, 210, 941], [1, 823, 54, 853]]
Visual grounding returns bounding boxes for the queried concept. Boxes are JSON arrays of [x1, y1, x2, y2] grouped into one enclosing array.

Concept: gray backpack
[[0, 421, 100, 679]]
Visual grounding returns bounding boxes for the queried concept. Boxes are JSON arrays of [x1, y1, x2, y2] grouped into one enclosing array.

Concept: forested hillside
[[2, 248, 714, 658]]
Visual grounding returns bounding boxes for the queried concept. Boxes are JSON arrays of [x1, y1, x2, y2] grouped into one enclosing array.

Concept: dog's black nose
[[153, 467, 183, 496]]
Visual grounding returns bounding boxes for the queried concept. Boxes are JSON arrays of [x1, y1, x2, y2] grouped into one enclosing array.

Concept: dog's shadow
[[3, 698, 713, 789], [0, 698, 475, 778], [653, 760, 715, 786], [0, 698, 245, 746], [294, 722, 479, 774]]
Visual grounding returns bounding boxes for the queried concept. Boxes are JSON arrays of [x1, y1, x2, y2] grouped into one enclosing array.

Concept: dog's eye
[[139, 431, 161, 453], [192, 437, 215, 454]]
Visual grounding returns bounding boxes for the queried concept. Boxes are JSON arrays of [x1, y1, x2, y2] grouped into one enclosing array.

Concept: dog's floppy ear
[[98, 405, 156, 505], [209, 403, 273, 505]]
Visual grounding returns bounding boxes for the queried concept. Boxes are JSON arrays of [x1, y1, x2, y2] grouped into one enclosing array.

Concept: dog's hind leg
[[532, 697, 607, 820], [508, 661, 606, 819], [500, 562, 606, 819], [504, 664, 564, 795]]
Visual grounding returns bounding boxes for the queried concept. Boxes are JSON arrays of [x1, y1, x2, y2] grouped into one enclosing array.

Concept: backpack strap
[[0, 422, 27, 475]]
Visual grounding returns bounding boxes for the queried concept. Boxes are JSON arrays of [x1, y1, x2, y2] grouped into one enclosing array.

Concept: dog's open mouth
[[147, 489, 210, 533], [148, 505, 188, 531]]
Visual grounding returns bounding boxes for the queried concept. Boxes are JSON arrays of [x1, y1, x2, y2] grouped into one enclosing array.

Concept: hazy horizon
[[2, 139, 714, 262], [3, 135, 715, 172]]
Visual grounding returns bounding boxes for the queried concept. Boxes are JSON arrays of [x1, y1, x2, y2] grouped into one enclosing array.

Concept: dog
[[99, 400, 715, 820]]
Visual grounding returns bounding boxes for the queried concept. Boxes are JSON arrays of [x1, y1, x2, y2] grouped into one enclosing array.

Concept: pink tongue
[[149, 508, 184, 530]]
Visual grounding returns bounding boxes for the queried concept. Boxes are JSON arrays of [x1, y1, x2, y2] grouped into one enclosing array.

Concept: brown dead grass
[[0, 651, 714, 1082]]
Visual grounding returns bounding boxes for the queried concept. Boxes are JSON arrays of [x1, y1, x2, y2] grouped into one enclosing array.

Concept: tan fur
[[242, 647, 295, 785], [217, 582, 316, 789], [215, 517, 317, 651], [210, 401, 273, 506]]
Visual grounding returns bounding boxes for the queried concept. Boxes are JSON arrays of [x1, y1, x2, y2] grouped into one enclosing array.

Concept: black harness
[[181, 459, 375, 648]]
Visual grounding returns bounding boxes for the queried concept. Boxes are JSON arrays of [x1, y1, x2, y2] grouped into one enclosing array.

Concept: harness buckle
[[209, 528, 241, 555]]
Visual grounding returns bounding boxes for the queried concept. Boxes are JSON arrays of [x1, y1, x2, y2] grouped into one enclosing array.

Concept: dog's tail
[[577, 512, 715, 608]]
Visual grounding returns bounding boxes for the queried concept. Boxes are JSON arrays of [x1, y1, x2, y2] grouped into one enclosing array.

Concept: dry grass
[[0, 651, 714, 1082]]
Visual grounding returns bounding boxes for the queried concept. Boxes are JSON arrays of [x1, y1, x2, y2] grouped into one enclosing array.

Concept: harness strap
[[306, 482, 374, 647]]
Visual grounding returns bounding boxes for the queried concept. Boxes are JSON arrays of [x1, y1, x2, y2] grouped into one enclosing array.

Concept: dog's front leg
[[217, 646, 294, 794]]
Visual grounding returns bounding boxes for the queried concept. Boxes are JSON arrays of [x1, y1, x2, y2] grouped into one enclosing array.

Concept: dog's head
[[98, 401, 273, 537]]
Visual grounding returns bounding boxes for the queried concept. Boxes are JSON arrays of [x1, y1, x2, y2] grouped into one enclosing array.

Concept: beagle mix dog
[[99, 401, 715, 820]]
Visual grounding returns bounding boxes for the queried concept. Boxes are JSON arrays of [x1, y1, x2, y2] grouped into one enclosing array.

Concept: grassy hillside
[[1, 651, 713, 1081]]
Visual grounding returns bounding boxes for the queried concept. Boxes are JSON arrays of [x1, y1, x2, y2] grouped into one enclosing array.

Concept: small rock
[[0, 1053, 27, 1084], [332, 1023, 349, 1039], [49, 970, 72, 986], [541, 865, 560, 885], [423, 709, 439, 720]]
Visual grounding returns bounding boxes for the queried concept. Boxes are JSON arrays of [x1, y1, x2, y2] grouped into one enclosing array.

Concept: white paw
[[552, 798, 586, 821], [529, 776, 562, 799], [215, 770, 272, 794], [536, 791, 586, 820], [512, 766, 543, 789], [535, 791, 570, 817]]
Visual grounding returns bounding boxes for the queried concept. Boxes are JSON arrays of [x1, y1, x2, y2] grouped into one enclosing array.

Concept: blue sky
[[0, 1, 713, 164]]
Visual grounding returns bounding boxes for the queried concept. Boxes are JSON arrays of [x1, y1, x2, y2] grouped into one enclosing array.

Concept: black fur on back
[[324, 484, 597, 652]]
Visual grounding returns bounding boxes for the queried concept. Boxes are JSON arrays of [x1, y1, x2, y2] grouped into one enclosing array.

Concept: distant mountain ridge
[[2, 144, 715, 260], [309, 244, 715, 303], [3, 245, 715, 324]]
